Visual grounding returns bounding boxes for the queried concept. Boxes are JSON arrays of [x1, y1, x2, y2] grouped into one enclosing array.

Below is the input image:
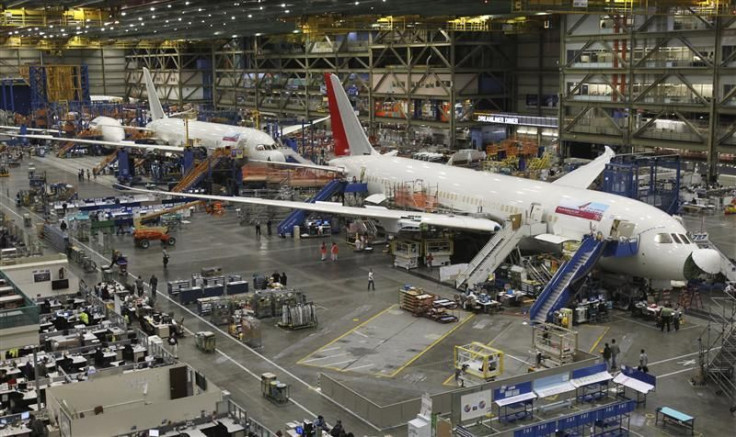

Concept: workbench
[[656, 406, 694, 435]]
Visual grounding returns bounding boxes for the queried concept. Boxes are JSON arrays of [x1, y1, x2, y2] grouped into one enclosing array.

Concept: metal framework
[[210, 28, 512, 146], [124, 41, 211, 107], [558, 8, 736, 180]]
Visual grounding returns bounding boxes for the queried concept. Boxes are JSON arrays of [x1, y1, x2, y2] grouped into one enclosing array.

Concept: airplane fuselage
[[147, 118, 286, 162], [90, 116, 287, 162], [331, 154, 701, 281]]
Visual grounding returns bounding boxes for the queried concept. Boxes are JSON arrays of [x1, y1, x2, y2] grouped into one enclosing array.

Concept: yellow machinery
[[133, 200, 202, 230], [454, 342, 505, 381]]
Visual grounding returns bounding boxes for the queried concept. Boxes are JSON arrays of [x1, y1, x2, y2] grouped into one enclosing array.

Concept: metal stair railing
[[530, 236, 606, 323]]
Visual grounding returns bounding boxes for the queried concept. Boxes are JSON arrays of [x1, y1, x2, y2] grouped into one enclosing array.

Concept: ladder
[[277, 179, 346, 236], [455, 221, 529, 290]]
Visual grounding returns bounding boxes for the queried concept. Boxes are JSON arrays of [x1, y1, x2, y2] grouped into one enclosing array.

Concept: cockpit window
[[671, 233, 682, 244], [256, 145, 265, 151], [655, 233, 673, 244], [679, 234, 691, 244]]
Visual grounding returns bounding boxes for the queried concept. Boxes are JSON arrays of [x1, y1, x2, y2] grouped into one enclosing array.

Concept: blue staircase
[[277, 179, 346, 236], [530, 236, 608, 323]]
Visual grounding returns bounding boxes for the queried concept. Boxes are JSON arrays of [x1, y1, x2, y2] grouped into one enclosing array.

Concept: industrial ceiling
[[1, 0, 514, 42], [1, 1, 732, 43]]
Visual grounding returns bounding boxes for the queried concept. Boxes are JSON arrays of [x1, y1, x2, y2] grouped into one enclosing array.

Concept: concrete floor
[[1, 153, 735, 436]]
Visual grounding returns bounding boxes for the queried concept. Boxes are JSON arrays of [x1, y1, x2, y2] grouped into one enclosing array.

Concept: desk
[[0, 424, 31, 436], [476, 300, 501, 313], [534, 381, 576, 398], [613, 373, 654, 406], [218, 418, 246, 437], [144, 317, 171, 338], [656, 406, 694, 435], [494, 392, 536, 423], [571, 371, 613, 403]]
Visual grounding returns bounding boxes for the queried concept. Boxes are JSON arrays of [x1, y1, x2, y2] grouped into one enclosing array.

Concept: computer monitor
[[21, 412, 30, 420], [149, 430, 159, 437]]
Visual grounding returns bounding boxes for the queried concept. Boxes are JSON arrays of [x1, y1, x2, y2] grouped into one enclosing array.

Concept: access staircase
[[56, 141, 77, 158], [56, 129, 99, 158], [529, 236, 607, 324], [171, 149, 229, 193], [277, 179, 346, 236], [699, 294, 736, 409], [95, 150, 120, 174], [455, 217, 542, 290]]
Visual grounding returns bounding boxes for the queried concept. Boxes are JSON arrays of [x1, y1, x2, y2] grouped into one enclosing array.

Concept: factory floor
[[1, 153, 735, 436]]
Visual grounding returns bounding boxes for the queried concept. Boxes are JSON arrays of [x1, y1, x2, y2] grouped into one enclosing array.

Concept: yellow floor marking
[[296, 304, 396, 366], [588, 326, 610, 354], [390, 312, 476, 377]]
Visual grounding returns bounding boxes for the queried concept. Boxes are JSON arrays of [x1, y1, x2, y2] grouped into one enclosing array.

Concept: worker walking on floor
[[455, 364, 469, 387], [367, 269, 375, 291], [168, 333, 179, 359], [331, 242, 339, 261], [610, 339, 621, 370], [267, 219, 272, 236], [320, 242, 327, 261], [149, 274, 158, 304], [673, 308, 682, 332], [135, 276, 144, 297], [602, 343, 612, 370], [660, 304, 674, 332], [163, 248, 170, 269], [638, 349, 649, 373], [254, 219, 261, 237]]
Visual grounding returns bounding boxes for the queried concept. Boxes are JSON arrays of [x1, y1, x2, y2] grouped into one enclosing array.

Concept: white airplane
[[127, 73, 722, 282], [0, 68, 325, 163]]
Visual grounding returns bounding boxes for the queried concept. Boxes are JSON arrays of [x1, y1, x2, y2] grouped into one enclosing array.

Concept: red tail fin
[[324, 73, 349, 156]]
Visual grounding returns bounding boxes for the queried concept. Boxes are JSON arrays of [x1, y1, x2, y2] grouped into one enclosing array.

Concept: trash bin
[[101, 268, 114, 282], [23, 214, 31, 227]]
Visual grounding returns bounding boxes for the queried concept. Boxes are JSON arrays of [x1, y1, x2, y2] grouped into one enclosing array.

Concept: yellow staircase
[[94, 150, 120, 173], [171, 149, 230, 192], [57, 129, 100, 158]]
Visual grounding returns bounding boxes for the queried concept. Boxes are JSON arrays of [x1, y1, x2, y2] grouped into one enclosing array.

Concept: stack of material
[[278, 302, 318, 330], [399, 286, 458, 323]]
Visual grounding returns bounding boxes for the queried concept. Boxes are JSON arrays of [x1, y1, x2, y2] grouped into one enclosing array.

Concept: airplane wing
[[248, 159, 346, 174], [280, 116, 330, 137], [124, 186, 501, 234], [0, 125, 57, 133], [3, 133, 184, 153], [552, 146, 615, 189]]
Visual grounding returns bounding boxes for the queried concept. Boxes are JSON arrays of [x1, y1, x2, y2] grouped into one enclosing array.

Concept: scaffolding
[[532, 322, 578, 367], [602, 153, 681, 214]]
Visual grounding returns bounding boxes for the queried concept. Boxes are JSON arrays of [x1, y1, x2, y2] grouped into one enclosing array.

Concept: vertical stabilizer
[[324, 73, 376, 156], [142, 67, 166, 121]]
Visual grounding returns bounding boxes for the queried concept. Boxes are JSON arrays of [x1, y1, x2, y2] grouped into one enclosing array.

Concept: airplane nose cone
[[268, 152, 286, 163], [685, 248, 722, 278]]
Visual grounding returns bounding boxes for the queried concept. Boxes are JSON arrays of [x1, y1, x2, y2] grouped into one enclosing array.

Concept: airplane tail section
[[324, 73, 377, 157], [142, 67, 166, 121]]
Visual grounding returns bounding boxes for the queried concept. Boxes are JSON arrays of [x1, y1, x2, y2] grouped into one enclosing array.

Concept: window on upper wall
[[655, 233, 673, 244]]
